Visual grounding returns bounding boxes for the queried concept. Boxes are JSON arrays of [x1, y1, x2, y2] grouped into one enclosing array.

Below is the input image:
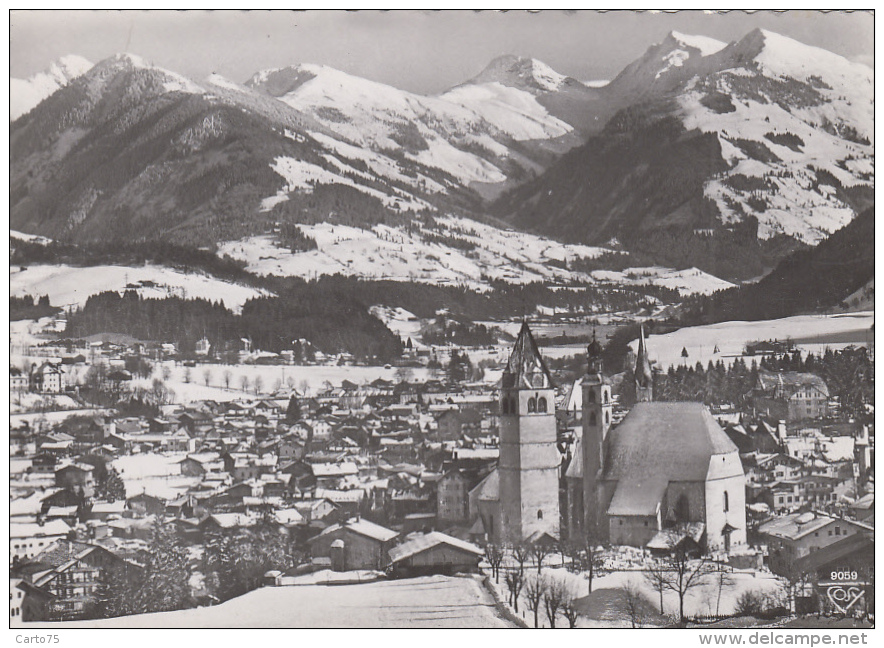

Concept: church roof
[[476, 468, 499, 502], [564, 439, 583, 479], [607, 476, 668, 517], [502, 322, 554, 390], [602, 402, 740, 483]]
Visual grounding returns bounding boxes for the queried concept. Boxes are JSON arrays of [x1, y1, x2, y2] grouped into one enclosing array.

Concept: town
[[9, 316, 874, 627]]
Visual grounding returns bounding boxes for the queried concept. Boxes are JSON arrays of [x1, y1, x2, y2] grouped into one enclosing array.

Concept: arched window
[[724, 491, 730, 512], [604, 389, 610, 404], [605, 411, 610, 425], [589, 411, 597, 426], [587, 388, 596, 402], [675, 494, 690, 524], [528, 397, 537, 413], [537, 397, 548, 413], [501, 398, 509, 415], [537, 509, 543, 520]]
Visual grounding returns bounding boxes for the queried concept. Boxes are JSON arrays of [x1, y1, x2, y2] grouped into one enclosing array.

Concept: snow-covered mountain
[[10, 55, 93, 121], [495, 29, 874, 279]]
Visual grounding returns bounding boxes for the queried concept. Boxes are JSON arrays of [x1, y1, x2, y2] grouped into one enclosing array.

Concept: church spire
[[587, 327, 603, 375], [502, 321, 554, 390], [635, 323, 653, 402]]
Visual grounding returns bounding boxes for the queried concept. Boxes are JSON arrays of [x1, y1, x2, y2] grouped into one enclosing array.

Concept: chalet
[[29, 540, 140, 621], [387, 531, 483, 578], [278, 434, 306, 462], [178, 453, 223, 477], [308, 517, 398, 571], [433, 408, 483, 442], [178, 410, 215, 436], [759, 512, 874, 580], [753, 372, 829, 422], [126, 493, 166, 517], [293, 498, 338, 524], [54, 463, 96, 497]]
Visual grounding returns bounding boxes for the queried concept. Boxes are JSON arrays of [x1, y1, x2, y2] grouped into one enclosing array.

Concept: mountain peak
[[467, 55, 569, 93], [10, 54, 94, 121], [664, 31, 727, 56]]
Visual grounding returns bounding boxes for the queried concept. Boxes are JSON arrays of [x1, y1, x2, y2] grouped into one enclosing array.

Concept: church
[[565, 325, 747, 552], [481, 322, 746, 554]]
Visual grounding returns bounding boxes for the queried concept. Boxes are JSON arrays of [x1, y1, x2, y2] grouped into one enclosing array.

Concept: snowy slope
[[9, 264, 270, 313], [677, 29, 873, 243], [10, 55, 93, 121], [218, 216, 729, 295]]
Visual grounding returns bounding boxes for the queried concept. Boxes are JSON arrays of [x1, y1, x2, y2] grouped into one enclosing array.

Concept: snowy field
[[37, 575, 515, 628], [137, 361, 436, 402], [633, 311, 873, 371], [10, 264, 269, 313]]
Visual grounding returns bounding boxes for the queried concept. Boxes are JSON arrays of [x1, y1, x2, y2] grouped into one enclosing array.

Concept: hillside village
[[9, 319, 873, 626]]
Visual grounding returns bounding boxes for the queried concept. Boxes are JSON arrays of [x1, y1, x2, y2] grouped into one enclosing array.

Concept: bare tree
[[543, 577, 565, 628], [484, 543, 504, 583], [273, 377, 283, 393], [560, 584, 581, 628], [504, 569, 525, 613], [583, 535, 605, 594], [524, 575, 545, 628], [512, 542, 530, 578], [202, 368, 212, 387], [183, 367, 192, 384], [662, 545, 714, 624], [223, 370, 232, 390], [621, 580, 645, 628], [644, 560, 669, 615], [254, 375, 264, 395], [240, 375, 250, 393], [530, 541, 553, 574], [162, 365, 172, 382]]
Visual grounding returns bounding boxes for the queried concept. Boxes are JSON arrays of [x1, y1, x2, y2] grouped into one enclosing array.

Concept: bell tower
[[498, 322, 560, 544], [582, 330, 612, 540]]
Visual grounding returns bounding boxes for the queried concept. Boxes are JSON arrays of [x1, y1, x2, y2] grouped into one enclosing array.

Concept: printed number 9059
[[830, 571, 858, 581]]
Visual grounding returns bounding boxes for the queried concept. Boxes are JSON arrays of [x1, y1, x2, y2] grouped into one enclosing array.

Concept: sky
[[9, 10, 875, 94]]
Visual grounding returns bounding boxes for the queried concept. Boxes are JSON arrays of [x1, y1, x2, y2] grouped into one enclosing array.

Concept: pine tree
[[131, 519, 192, 613]]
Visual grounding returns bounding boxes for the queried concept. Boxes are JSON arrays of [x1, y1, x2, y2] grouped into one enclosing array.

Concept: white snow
[[41, 575, 512, 628], [632, 310, 873, 370], [592, 266, 735, 296], [10, 229, 53, 245], [670, 31, 728, 56], [219, 216, 614, 290], [10, 55, 93, 121], [10, 264, 270, 314], [441, 81, 572, 141]]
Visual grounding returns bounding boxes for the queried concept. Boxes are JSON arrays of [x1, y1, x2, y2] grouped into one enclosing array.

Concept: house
[[10, 366, 28, 392], [54, 463, 96, 497], [126, 493, 166, 517], [436, 469, 482, 525], [29, 541, 140, 621], [10, 520, 72, 562], [195, 337, 211, 356], [433, 408, 483, 442], [753, 372, 830, 422], [30, 362, 65, 394], [308, 517, 398, 571], [178, 410, 215, 436], [10, 579, 53, 623], [178, 453, 223, 477], [387, 532, 483, 578], [759, 512, 874, 580]]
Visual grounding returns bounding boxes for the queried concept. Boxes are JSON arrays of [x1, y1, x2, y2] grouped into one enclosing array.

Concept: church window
[[528, 397, 537, 413], [724, 491, 729, 512], [587, 388, 596, 402], [538, 397, 548, 413], [537, 510, 543, 520], [501, 399, 509, 415], [605, 411, 610, 425], [589, 412, 597, 426], [604, 389, 609, 404], [675, 494, 690, 523]]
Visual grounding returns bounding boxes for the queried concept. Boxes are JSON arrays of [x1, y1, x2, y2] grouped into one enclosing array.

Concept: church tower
[[582, 330, 613, 540], [498, 322, 560, 543], [635, 323, 654, 403]]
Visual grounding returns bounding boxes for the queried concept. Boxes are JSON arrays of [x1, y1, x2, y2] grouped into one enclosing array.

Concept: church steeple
[[635, 323, 653, 402], [587, 328, 603, 375], [503, 321, 554, 390]]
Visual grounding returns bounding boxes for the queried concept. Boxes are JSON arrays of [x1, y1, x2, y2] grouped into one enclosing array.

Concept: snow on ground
[[40, 575, 514, 628], [10, 264, 269, 313], [11, 229, 54, 244], [633, 311, 873, 371], [10, 408, 113, 432], [137, 361, 434, 403], [369, 306, 424, 344], [592, 266, 735, 296], [441, 81, 572, 141]]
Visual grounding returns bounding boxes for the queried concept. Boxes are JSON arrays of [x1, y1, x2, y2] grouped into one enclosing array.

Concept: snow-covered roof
[[388, 532, 482, 563], [313, 517, 397, 543], [10, 519, 71, 538]]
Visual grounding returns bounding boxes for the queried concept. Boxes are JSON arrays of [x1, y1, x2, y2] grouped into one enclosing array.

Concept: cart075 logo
[[819, 570, 868, 615]]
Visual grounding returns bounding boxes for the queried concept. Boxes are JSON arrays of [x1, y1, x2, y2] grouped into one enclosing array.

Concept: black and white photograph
[[7, 8, 875, 635]]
